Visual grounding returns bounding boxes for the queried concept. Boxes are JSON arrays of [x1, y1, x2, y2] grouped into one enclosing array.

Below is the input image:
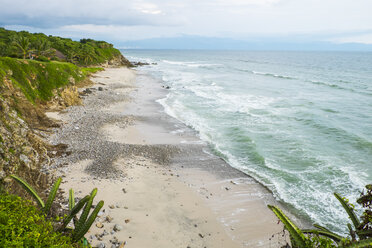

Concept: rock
[[122, 188, 127, 193], [103, 229, 109, 236], [109, 205, 115, 209], [113, 224, 123, 232], [106, 215, 113, 223], [133, 61, 150, 66], [83, 88, 93, 94], [96, 222, 104, 228], [98, 243, 105, 248], [111, 245, 116, 248], [124, 219, 130, 224], [98, 87, 103, 91]]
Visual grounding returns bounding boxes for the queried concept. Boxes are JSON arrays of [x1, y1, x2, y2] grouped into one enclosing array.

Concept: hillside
[[0, 28, 132, 193]]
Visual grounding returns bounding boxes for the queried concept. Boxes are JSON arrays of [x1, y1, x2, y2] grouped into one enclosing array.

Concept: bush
[[0, 192, 74, 247], [35, 55, 50, 62]]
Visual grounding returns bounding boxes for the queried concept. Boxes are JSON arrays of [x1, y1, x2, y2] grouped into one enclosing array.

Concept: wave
[[162, 60, 221, 68], [252, 71, 297, 80]]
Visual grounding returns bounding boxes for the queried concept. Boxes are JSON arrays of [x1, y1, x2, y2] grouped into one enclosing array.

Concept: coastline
[[47, 67, 287, 247]]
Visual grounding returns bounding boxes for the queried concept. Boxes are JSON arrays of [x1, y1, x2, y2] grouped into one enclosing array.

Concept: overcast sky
[[1, 0, 372, 45]]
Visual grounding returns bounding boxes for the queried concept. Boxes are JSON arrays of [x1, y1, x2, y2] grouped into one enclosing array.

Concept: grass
[[0, 57, 85, 103]]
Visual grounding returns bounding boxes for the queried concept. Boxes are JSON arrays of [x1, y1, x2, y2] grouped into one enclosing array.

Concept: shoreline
[[47, 67, 288, 247]]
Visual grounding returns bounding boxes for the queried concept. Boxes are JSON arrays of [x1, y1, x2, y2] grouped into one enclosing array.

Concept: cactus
[[69, 189, 75, 210], [268, 205, 308, 247], [72, 200, 104, 241], [10, 174, 45, 208], [44, 177, 62, 215], [10, 175, 105, 244], [10, 175, 62, 215], [302, 228, 343, 243], [74, 188, 97, 235], [334, 193, 360, 231], [60, 195, 90, 230]]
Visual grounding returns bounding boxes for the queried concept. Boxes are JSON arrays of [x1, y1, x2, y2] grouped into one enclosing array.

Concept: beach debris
[[109, 204, 115, 209], [122, 188, 127, 193], [199, 233, 204, 238], [124, 219, 130, 224], [225, 187, 230, 191]]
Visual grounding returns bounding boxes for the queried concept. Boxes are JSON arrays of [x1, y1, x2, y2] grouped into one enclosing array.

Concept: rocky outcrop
[[101, 54, 133, 68]]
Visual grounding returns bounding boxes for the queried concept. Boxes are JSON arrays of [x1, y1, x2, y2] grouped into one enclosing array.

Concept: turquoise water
[[122, 50, 372, 233]]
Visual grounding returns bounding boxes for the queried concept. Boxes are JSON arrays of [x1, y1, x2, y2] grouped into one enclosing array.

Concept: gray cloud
[[1, 0, 372, 43]]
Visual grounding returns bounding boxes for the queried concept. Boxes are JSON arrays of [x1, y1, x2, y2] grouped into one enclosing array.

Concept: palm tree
[[34, 39, 55, 57], [12, 35, 32, 59]]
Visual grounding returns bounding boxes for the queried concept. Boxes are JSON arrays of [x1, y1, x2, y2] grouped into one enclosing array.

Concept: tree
[[12, 35, 32, 59]]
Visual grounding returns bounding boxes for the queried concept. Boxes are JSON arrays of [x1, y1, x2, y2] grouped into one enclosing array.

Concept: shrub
[[0, 192, 74, 247]]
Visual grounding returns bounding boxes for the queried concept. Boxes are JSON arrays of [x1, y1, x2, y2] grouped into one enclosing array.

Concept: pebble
[[96, 222, 104, 228], [98, 243, 105, 248], [114, 224, 123, 232], [109, 205, 115, 209], [106, 215, 113, 223]]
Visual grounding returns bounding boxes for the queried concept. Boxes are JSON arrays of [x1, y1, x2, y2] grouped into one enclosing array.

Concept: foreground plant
[[10, 175, 104, 244], [60, 188, 104, 242], [10, 174, 61, 215], [269, 184, 372, 247], [0, 192, 74, 247]]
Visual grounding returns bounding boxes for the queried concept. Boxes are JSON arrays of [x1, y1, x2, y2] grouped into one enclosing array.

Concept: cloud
[[1, 0, 372, 44], [0, 0, 176, 28]]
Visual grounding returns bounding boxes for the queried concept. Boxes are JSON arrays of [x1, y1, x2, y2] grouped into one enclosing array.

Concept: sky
[[1, 0, 372, 48]]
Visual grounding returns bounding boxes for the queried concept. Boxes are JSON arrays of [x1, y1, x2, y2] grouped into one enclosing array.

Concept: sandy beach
[[47, 67, 288, 248]]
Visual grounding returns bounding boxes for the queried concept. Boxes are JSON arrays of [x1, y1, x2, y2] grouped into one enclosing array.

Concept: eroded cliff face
[[0, 93, 49, 192], [0, 61, 84, 193]]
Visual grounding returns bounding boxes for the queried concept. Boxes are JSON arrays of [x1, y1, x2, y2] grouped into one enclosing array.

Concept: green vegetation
[[0, 192, 74, 247], [269, 184, 372, 247], [0, 57, 85, 102], [10, 175, 61, 215], [0, 27, 123, 66], [9, 175, 104, 245]]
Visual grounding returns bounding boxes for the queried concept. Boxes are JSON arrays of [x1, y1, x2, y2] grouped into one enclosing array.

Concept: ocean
[[122, 50, 372, 234]]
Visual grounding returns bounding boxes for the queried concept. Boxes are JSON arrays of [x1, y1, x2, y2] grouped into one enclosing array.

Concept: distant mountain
[[118, 36, 372, 51]]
